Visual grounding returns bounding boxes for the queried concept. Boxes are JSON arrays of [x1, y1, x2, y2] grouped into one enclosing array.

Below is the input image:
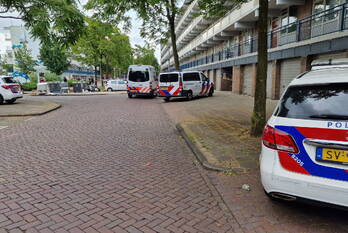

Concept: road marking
[[24, 117, 36, 122], [0, 126, 8, 130]]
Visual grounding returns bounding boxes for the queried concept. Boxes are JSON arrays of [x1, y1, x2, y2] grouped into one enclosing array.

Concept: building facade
[[161, 0, 348, 99]]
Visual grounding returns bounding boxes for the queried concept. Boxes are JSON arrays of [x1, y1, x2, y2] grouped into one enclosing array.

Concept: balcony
[[178, 3, 348, 70]]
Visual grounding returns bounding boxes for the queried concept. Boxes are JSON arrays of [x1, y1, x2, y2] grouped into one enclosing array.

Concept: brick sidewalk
[[163, 92, 348, 233], [163, 92, 278, 172]]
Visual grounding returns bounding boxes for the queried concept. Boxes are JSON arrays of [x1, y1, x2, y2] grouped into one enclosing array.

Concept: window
[[201, 73, 209, 82], [111, 81, 117, 84], [2, 77, 15, 83], [128, 71, 149, 82], [118, 81, 125, 84], [183, 72, 200, 82], [276, 83, 348, 120], [159, 73, 179, 83]]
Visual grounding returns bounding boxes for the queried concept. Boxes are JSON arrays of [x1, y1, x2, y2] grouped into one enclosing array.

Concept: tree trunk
[[168, 13, 180, 71], [251, 0, 268, 137]]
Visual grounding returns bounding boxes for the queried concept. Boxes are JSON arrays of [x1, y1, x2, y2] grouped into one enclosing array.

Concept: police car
[[260, 58, 348, 207], [0, 76, 23, 104]]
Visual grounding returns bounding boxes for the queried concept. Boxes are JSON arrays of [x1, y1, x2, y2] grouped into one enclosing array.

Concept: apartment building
[[161, 0, 348, 99]]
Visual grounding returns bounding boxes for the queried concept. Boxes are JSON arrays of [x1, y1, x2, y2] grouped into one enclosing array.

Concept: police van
[[127, 65, 157, 98], [260, 58, 348, 207], [157, 71, 214, 102]]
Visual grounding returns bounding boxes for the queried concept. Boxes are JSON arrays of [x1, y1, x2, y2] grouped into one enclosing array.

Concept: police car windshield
[[277, 83, 348, 120], [128, 71, 149, 82], [160, 73, 178, 83]]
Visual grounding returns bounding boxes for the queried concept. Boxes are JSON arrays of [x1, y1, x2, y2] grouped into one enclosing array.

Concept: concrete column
[[300, 55, 314, 73], [215, 69, 222, 91], [271, 60, 281, 100], [232, 66, 243, 94], [251, 63, 257, 97]]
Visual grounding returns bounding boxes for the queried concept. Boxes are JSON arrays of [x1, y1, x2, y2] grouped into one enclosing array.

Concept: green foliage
[[45, 72, 61, 82], [0, 0, 85, 46], [85, 0, 181, 69], [14, 44, 36, 75], [133, 44, 159, 71], [71, 18, 133, 75], [67, 79, 76, 87], [40, 42, 70, 75], [197, 0, 246, 17], [21, 82, 37, 91]]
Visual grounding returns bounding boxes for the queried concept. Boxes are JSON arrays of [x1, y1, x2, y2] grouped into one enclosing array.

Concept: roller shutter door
[[280, 59, 301, 96], [317, 52, 346, 60], [267, 63, 273, 99], [243, 65, 253, 96]]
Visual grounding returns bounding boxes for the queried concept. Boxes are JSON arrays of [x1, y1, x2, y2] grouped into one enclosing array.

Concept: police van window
[[201, 73, 209, 81], [160, 73, 178, 82], [2, 77, 15, 83], [128, 71, 149, 82], [277, 83, 348, 120], [183, 73, 200, 81]]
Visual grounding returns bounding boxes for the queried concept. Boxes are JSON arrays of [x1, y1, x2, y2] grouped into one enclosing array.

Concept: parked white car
[[127, 65, 157, 98], [105, 80, 127, 91], [158, 71, 214, 102], [0, 76, 23, 104], [260, 58, 348, 208]]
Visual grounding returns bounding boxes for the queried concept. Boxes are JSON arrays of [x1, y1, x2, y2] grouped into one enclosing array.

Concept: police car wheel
[[208, 88, 214, 97], [164, 97, 170, 102], [186, 92, 193, 101], [128, 93, 133, 98], [0, 95, 3, 104], [107, 88, 113, 92]]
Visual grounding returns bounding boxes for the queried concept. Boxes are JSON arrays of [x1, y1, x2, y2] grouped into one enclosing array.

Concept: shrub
[[21, 82, 37, 91]]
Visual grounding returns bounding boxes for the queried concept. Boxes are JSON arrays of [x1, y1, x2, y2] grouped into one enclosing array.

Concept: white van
[[106, 79, 127, 91], [127, 65, 157, 98], [158, 71, 214, 101]]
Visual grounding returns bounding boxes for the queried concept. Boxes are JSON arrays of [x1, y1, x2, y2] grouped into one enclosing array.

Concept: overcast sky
[[0, 2, 161, 61]]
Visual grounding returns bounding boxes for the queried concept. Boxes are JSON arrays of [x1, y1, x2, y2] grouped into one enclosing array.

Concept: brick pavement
[[0, 95, 240, 233], [163, 91, 348, 233]]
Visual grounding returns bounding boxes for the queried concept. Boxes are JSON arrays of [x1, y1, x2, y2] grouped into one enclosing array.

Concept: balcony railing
[[178, 3, 348, 71]]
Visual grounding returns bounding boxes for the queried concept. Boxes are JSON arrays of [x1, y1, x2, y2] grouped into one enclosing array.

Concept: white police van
[[127, 65, 157, 98], [260, 58, 348, 207], [158, 71, 214, 102], [0, 76, 23, 104]]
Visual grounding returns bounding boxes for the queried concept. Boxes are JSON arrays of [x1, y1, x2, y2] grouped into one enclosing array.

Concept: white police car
[[260, 58, 348, 207], [0, 76, 23, 104]]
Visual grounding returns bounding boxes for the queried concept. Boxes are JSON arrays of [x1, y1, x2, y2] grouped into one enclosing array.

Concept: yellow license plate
[[317, 148, 348, 164], [161, 87, 167, 90]]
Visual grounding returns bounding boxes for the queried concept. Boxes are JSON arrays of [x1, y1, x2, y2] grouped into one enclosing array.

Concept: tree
[[14, 44, 36, 75], [85, 0, 181, 70], [133, 44, 160, 71], [0, 0, 85, 46], [198, 0, 268, 136], [40, 42, 70, 75], [71, 18, 133, 81]]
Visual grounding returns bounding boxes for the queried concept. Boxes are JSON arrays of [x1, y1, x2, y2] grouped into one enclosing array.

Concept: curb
[[176, 124, 238, 173], [0, 104, 61, 117]]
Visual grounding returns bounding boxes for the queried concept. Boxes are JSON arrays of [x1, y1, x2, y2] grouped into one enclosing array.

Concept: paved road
[[0, 95, 239, 233]]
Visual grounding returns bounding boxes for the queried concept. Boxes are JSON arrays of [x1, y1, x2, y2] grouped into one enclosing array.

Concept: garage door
[[243, 65, 253, 96], [317, 52, 347, 60], [280, 59, 301, 96], [267, 63, 273, 99]]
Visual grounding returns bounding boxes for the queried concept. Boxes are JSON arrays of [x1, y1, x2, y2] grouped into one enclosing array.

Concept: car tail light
[[1, 85, 11, 90], [262, 125, 299, 153]]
